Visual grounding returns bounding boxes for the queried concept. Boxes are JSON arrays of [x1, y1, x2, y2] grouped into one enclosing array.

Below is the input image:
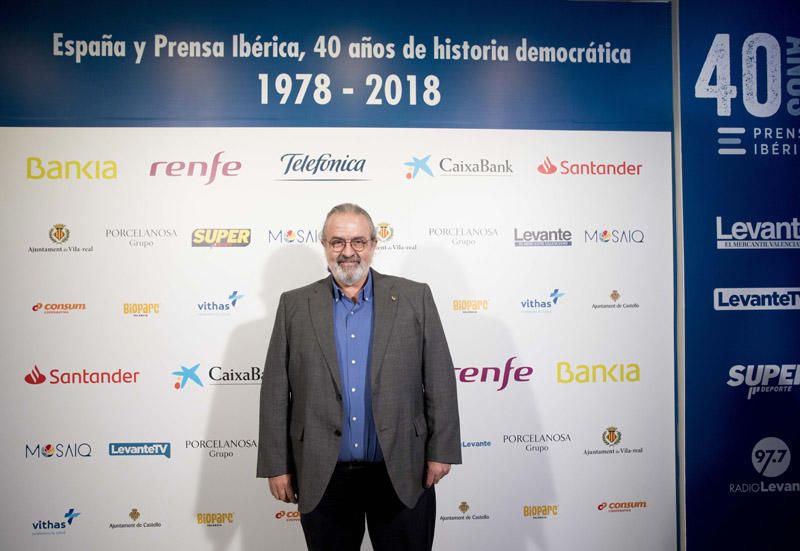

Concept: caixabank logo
[[536, 155, 642, 176], [172, 363, 262, 390], [192, 228, 251, 247], [727, 363, 799, 400], [403, 154, 513, 180], [454, 356, 533, 391], [32, 508, 80, 536], [729, 437, 800, 495], [24, 365, 140, 386]]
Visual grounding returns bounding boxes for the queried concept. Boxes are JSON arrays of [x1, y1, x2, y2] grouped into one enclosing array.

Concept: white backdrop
[[1, 127, 676, 550]]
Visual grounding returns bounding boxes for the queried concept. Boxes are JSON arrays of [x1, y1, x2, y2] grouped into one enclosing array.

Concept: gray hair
[[321, 203, 376, 241]]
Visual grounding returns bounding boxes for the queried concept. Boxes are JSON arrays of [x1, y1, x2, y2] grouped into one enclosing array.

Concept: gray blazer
[[257, 270, 462, 513]]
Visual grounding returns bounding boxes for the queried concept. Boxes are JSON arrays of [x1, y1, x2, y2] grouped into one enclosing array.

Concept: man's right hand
[[268, 474, 298, 504]]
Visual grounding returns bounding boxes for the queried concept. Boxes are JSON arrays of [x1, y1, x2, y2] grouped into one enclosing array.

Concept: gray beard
[[329, 258, 370, 286]]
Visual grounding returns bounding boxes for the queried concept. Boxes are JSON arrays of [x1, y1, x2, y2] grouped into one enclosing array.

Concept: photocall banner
[[1, 2, 676, 550], [680, 0, 800, 549]]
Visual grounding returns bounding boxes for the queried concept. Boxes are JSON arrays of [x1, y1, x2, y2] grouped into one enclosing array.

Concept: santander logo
[[537, 156, 557, 175], [25, 365, 46, 385]]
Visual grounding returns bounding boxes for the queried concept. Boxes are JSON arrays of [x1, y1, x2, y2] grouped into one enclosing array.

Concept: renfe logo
[[149, 151, 241, 185], [714, 288, 800, 310], [454, 356, 533, 391]]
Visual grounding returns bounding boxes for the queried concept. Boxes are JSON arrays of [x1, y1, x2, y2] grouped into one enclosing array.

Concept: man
[[257, 203, 461, 550]]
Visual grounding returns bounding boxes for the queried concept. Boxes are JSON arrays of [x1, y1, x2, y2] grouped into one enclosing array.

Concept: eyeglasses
[[324, 238, 374, 252]]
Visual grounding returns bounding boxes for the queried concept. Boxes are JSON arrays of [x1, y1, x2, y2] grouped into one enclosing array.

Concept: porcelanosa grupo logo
[[427, 226, 499, 246], [535, 155, 642, 176], [278, 152, 367, 181], [727, 363, 799, 400], [105, 228, 178, 248], [714, 288, 800, 310], [197, 291, 244, 315], [716, 216, 800, 249], [32, 508, 81, 535], [454, 356, 533, 391], [729, 437, 800, 495], [520, 289, 565, 313], [185, 438, 257, 459], [502, 432, 572, 454], [149, 151, 241, 185], [24, 365, 140, 386]]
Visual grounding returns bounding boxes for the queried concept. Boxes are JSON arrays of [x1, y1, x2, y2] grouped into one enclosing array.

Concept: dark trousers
[[300, 462, 436, 551]]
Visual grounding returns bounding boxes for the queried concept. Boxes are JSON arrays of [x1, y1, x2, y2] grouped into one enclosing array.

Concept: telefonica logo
[[279, 153, 367, 181], [714, 288, 800, 310], [716, 216, 800, 249], [535, 155, 642, 176], [149, 151, 241, 186], [27, 157, 117, 180], [727, 364, 800, 400]]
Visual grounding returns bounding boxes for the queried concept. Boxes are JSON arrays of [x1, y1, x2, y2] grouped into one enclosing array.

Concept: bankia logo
[[716, 216, 800, 249], [454, 356, 533, 391], [149, 151, 241, 185], [556, 361, 640, 384], [727, 363, 799, 400], [267, 228, 321, 244], [513, 227, 572, 247], [584, 228, 645, 244], [197, 291, 244, 315], [26, 442, 92, 459], [535, 155, 642, 176], [32, 508, 81, 535], [24, 365, 140, 385], [279, 152, 368, 181], [27, 156, 117, 181], [521, 289, 565, 313], [714, 288, 800, 310], [192, 229, 251, 247], [32, 302, 86, 315], [730, 437, 799, 495], [108, 442, 171, 458], [29, 225, 94, 254]]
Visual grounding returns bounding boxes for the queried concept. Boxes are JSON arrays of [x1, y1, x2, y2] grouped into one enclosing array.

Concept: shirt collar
[[332, 269, 373, 303]]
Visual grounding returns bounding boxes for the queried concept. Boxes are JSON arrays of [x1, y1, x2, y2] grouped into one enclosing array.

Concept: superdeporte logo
[[108, 442, 171, 458], [24, 365, 140, 385], [192, 229, 251, 247], [149, 151, 241, 186], [727, 364, 799, 400], [454, 356, 533, 391], [535, 155, 642, 176], [714, 288, 800, 310], [716, 216, 800, 249]]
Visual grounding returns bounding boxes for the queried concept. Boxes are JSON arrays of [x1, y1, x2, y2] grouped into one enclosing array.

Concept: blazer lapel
[[370, 270, 398, 387], [308, 276, 342, 395]]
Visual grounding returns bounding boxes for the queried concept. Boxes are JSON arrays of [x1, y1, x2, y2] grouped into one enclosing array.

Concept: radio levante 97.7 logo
[[729, 437, 799, 494], [694, 33, 799, 157]]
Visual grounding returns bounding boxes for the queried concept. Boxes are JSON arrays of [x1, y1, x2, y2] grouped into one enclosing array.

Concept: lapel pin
[[391, 295, 397, 301]]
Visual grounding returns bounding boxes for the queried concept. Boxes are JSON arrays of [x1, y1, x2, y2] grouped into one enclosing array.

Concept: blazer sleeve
[[421, 283, 463, 464], [257, 293, 292, 478]]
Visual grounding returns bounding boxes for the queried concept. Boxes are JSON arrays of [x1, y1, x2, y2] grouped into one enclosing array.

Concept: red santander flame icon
[[537, 156, 557, 175], [25, 365, 46, 385]]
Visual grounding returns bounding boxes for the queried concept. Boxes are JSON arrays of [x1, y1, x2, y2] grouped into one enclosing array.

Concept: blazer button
[[334, 429, 342, 436]]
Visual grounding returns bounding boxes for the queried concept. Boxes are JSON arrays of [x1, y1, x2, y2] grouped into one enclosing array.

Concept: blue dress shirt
[[332, 271, 383, 462]]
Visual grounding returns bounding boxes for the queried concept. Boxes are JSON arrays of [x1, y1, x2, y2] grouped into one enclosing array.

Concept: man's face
[[323, 212, 376, 286]]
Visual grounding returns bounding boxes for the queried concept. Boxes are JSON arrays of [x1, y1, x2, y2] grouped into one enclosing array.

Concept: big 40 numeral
[[695, 33, 800, 117]]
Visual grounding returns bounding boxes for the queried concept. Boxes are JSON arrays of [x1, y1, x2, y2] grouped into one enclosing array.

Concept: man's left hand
[[424, 461, 451, 488]]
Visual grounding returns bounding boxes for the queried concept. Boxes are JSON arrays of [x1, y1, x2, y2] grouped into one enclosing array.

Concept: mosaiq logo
[[727, 363, 799, 400], [584, 228, 645, 244], [26, 442, 92, 459], [520, 289, 565, 313], [536, 155, 642, 176], [454, 356, 533, 391], [716, 216, 800, 249], [279, 152, 368, 181], [149, 151, 241, 186], [267, 228, 321, 244], [729, 436, 799, 495], [197, 291, 245, 315]]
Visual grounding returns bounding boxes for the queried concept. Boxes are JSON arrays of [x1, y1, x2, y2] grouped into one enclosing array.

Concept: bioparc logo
[[522, 505, 559, 520], [536, 155, 642, 176], [32, 302, 86, 315], [584, 426, 644, 457], [520, 289, 565, 313], [108, 442, 171, 459], [714, 288, 800, 311], [32, 508, 81, 535], [197, 512, 235, 527], [172, 363, 262, 389], [191, 228, 251, 248], [727, 363, 799, 400], [452, 299, 489, 314], [729, 437, 799, 495], [596, 500, 647, 513], [26, 442, 92, 459], [454, 356, 533, 391], [24, 365, 140, 386], [584, 228, 645, 244], [403, 154, 513, 179], [197, 291, 244, 315], [278, 152, 368, 181], [716, 216, 800, 249], [267, 228, 321, 244], [123, 303, 159, 317], [149, 151, 241, 186]]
